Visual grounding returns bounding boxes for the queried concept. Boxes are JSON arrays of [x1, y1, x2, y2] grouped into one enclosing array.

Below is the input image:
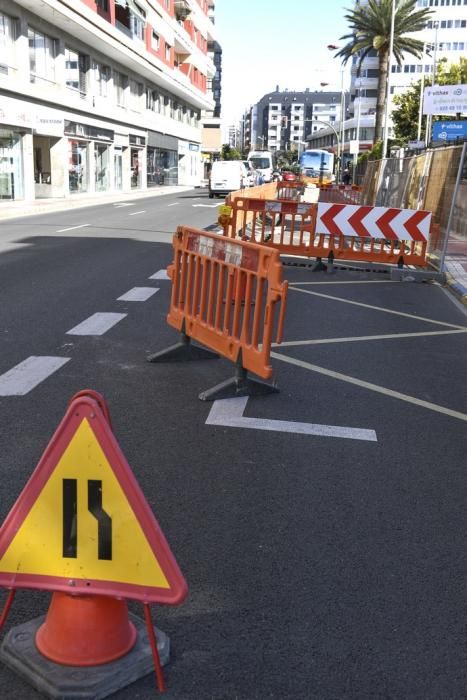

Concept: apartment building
[[0, 0, 218, 202], [306, 0, 467, 160], [242, 88, 345, 154]]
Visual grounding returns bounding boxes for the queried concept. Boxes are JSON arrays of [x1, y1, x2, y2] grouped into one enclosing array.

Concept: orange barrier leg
[[35, 592, 137, 666]]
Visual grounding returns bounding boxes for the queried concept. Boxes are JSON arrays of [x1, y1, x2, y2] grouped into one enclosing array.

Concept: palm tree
[[336, 0, 433, 144]]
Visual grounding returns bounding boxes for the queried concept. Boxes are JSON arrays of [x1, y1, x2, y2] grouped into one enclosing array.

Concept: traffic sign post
[[0, 390, 187, 698]]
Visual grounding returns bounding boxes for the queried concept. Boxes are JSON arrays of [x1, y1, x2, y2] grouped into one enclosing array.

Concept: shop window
[[68, 140, 88, 193], [28, 27, 57, 85], [65, 47, 89, 98]]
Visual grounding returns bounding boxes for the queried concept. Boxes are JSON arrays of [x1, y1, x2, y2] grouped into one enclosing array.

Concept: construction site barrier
[[315, 202, 432, 267], [219, 181, 278, 236], [148, 226, 288, 400], [276, 180, 306, 202], [223, 196, 433, 268], [317, 184, 363, 205], [224, 196, 317, 258]]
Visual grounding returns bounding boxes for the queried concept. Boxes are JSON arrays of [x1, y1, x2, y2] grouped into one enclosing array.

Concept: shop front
[[65, 121, 114, 195], [0, 128, 24, 200], [130, 134, 146, 189], [33, 109, 65, 198], [147, 132, 178, 187]]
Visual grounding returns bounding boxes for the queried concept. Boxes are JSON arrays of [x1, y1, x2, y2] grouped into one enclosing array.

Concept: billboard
[[423, 85, 467, 116]]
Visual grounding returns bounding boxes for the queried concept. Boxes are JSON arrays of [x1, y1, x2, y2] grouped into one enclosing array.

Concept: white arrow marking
[[206, 397, 377, 442], [192, 203, 220, 208]]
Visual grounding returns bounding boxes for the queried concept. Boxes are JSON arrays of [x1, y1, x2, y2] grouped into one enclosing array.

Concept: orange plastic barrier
[[224, 197, 317, 258], [224, 197, 433, 268], [149, 226, 288, 399], [317, 184, 362, 205]]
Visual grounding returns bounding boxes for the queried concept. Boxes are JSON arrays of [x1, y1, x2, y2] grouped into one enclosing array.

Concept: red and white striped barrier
[[316, 203, 431, 241]]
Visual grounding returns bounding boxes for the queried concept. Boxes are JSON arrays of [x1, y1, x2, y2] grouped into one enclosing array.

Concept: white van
[[209, 161, 248, 198]]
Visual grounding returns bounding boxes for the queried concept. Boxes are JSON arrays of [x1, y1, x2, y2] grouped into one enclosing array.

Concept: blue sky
[[215, 0, 353, 128]]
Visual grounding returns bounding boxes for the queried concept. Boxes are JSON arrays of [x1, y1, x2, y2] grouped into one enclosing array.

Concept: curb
[[445, 275, 467, 307], [0, 185, 196, 222]]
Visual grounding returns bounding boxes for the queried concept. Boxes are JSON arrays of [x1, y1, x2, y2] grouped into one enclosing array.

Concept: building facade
[[242, 88, 345, 154], [306, 0, 467, 162], [0, 0, 218, 202]]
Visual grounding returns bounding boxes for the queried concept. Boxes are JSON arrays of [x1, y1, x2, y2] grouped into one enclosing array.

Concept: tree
[[336, 0, 433, 144], [392, 57, 467, 142], [220, 144, 242, 160]]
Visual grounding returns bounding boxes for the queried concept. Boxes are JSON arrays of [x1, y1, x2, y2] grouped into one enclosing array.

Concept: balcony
[[174, 0, 192, 21]]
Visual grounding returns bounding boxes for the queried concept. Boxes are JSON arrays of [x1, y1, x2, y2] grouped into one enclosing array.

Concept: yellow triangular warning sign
[[0, 392, 187, 604]]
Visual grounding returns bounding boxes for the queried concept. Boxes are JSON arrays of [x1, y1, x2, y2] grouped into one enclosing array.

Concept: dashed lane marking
[[273, 329, 467, 348], [290, 286, 467, 330], [149, 270, 169, 280], [113, 203, 135, 207], [128, 210, 146, 216], [117, 287, 159, 302], [56, 224, 90, 233], [66, 312, 127, 336], [271, 351, 467, 423], [206, 396, 377, 442], [167, 203, 179, 207], [0, 356, 70, 396]]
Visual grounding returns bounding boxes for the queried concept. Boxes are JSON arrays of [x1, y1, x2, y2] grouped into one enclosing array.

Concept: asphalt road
[[0, 188, 467, 699]]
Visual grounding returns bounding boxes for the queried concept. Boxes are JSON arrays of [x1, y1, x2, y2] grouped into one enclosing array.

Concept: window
[[129, 79, 142, 111], [114, 71, 128, 107], [146, 88, 161, 112], [94, 61, 110, 97], [29, 27, 56, 84], [0, 13, 17, 75], [165, 43, 172, 62], [65, 47, 88, 97], [152, 31, 160, 51]]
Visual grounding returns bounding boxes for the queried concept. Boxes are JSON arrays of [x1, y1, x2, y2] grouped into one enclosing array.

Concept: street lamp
[[382, 0, 396, 159], [425, 20, 439, 146], [327, 44, 347, 182]]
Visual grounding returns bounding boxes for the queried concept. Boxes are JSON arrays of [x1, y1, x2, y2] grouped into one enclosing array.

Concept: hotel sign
[[423, 84, 467, 116]]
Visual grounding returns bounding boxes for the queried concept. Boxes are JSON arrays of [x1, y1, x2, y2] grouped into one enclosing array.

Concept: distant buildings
[[241, 87, 347, 153], [0, 0, 222, 202]]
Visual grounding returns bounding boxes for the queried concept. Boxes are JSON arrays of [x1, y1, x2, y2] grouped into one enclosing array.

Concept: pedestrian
[[342, 167, 351, 186]]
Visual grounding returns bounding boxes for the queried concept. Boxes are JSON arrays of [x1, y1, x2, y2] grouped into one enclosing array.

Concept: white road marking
[[273, 329, 467, 348], [113, 203, 134, 207], [206, 396, 377, 442], [56, 224, 90, 233], [167, 203, 179, 207], [66, 312, 127, 336], [271, 351, 467, 423], [117, 287, 159, 301], [192, 203, 219, 208], [0, 356, 70, 396], [290, 286, 467, 330], [149, 270, 169, 280], [128, 210, 146, 216], [292, 280, 399, 285]]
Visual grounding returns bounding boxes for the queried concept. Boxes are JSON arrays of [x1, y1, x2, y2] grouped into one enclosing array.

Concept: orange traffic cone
[[35, 592, 137, 666]]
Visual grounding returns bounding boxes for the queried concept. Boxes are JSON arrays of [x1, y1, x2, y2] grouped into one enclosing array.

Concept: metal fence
[[356, 143, 467, 271]]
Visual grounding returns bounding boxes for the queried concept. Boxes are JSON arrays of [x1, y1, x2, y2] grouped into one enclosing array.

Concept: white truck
[[208, 160, 248, 198], [247, 151, 274, 183]]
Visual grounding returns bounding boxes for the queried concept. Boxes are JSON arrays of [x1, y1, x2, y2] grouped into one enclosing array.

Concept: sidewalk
[[0, 185, 196, 221]]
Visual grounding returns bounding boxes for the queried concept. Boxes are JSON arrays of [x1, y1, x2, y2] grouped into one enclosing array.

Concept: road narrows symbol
[[62, 479, 77, 558], [62, 479, 112, 561]]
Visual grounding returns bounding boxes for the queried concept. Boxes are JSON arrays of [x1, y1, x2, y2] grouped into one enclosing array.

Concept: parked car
[[208, 160, 248, 198], [281, 170, 297, 182]]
